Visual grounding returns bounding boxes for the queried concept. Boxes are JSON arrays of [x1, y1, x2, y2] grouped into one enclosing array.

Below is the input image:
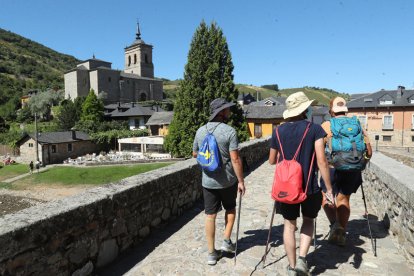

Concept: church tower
[[124, 23, 154, 78]]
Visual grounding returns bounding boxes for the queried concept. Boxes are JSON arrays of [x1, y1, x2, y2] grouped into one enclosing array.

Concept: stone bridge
[[0, 138, 413, 275]]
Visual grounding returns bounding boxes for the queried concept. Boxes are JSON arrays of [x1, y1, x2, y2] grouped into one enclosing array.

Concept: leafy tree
[[16, 107, 33, 123], [165, 21, 249, 157], [28, 89, 63, 120], [56, 99, 77, 130], [80, 89, 104, 122]]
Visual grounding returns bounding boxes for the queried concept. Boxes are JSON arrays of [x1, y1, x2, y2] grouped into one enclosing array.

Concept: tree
[[28, 89, 63, 120], [56, 99, 77, 130], [165, 21, 249, 157], [80, 89, 104, 122]]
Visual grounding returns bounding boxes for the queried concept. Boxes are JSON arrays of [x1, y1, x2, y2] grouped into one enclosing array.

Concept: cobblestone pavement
[[101, 162, 413, 276]]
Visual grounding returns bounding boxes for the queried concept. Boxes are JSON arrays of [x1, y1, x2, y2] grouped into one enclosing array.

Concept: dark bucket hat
[[209, 98, 235, 121]]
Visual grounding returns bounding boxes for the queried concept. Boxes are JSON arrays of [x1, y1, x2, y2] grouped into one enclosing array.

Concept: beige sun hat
[[283, 91, 317, 119], [331, 97, 348, 113]]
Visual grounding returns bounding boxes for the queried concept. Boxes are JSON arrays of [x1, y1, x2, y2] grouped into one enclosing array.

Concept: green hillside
[[164, 80, 349, 106], [0, 28, 79, 119]]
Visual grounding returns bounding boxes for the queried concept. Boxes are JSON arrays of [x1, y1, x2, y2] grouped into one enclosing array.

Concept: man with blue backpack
[[192, 98, 246, 265], [320, 97, 372, 246]]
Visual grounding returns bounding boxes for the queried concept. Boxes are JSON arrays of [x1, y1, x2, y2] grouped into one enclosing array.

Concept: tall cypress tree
[[165, 21, 249, 157]]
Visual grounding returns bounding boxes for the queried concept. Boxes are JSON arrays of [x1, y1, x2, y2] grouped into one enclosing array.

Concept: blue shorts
[[320, 168, 362, 195]]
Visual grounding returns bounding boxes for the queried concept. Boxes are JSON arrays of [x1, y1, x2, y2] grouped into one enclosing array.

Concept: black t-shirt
[[270, 120, 326, 195]]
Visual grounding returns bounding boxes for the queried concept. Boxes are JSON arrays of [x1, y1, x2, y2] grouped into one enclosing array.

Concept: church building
[[64, 23, 163, 104]]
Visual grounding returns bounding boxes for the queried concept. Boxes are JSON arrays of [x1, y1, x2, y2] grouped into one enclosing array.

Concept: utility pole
[[34, 112, 39, 162]]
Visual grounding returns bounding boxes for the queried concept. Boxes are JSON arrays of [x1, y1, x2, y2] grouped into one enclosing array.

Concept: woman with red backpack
[[269, 92, 334, 276]]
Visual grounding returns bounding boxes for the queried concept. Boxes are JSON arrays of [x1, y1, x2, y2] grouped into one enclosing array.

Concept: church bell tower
[[124, 22, 154, 78]]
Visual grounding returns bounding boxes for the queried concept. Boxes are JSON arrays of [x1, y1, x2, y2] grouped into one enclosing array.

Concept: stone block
[[72, 261, 93, 276], [161, 208, 171, 221], [96, 239, 118, 268], [151, 217, 161, 227], [139, 226, 150, 238]]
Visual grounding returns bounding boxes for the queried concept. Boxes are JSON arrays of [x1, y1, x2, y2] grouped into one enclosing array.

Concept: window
[[382, 115, 393, 130], [134, 54, 137, 64], [412, 136, 414, 142], [128, 56, 131, 66], [379, 100, 393, 105], [145, 54, 148, 64], [28, 143, 33, 148], [51, 145, 57, 153], [358, 115, 367, 129], [140, 93, 147, 101], [254, 123, 262, 138], [108, 77, 111, 82], [68, 144, 72, 152], [412, 114, 414, 130], [383, 135, 392, 142]]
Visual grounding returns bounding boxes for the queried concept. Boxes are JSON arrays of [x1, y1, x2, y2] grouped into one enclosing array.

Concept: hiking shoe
[[220, 239, 236, 253], [296, 257, 310, 276], [287, 265, 298, 276], [329, 224, 346, 247], [328, 223, 339, 244], [335, 228, 346, 247], [207, 250, 222, 265]]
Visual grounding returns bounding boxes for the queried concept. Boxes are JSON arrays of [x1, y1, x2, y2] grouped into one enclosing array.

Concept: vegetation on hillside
[[165, 21, 249, 157], [0, 28, 79, 121]]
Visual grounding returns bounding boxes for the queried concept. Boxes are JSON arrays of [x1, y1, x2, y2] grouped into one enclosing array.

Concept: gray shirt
[[193, 122, 239, 189]]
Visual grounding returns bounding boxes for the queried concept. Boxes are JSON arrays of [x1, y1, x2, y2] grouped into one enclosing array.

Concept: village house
[[104, 102, 163, 130], [17, 130, 99, 165], [347, 86, 414, 149], [145, 111, 173, 136]]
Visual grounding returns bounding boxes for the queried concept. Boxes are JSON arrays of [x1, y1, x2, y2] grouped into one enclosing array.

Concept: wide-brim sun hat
[[331, 96, 348, 113], [209, 98, 235, 121], [283, 91, 317, 119]]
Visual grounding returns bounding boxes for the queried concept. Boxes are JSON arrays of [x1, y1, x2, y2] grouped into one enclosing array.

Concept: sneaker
[[220, 239, 236, 253], [207, 250, 222, 265], [287, 265, 298, 276], [296, 257, 310, 276]]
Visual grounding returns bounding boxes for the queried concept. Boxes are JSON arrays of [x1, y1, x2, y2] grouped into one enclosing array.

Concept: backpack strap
[[304, 152, 316, 194], [206, 122, 221, 135], [292, 123, 311, 160], [276, 122, 311, 161]]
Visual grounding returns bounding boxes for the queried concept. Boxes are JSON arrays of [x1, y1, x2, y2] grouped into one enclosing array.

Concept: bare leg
[[206, 213, 217, 253], [283, 219, 297, 268], [336, 193, 351, 229], [322, 192, 336, 225], [224, 209, 236, 240], [299, 216, 314, 257]]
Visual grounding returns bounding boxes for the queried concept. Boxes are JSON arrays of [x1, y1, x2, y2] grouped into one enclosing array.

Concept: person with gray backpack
[[192, 98, 246, 265], [320, 97, 372, 246]]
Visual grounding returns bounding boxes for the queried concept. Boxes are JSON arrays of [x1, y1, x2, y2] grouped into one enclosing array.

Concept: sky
[[1, 0, 413, 94]]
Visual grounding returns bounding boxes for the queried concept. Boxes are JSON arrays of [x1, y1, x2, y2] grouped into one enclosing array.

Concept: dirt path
[[0, 185, 91, 217]]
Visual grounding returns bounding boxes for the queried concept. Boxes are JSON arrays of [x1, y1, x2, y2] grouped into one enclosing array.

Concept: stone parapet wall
[[0, 137, 270, 275], [363, 152, 414, 264]]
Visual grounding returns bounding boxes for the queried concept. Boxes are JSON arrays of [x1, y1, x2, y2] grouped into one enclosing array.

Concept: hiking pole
[[360, 182, 376, 256], [234, 191, 242, 265], [262, 201, 277, 268], [313, 218, 317, 248]]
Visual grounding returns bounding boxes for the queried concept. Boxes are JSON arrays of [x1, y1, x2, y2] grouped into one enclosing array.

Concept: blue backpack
[[196, 125, 221, 172], [328, 116, 367, 171]]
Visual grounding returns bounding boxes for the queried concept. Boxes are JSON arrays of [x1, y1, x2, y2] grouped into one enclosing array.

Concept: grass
[[0, 163, 28, 181], [4, 162, 174, 189]]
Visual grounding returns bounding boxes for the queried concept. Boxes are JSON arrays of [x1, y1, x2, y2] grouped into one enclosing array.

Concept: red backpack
[[271, 123, 315, 204]]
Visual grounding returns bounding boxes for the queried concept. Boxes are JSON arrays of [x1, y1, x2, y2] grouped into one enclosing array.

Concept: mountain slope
[[163, 80, 349, 106], [0, 28, 79, 118]]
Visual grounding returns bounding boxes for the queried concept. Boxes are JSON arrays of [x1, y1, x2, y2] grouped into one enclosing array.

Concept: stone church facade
[[64, 24, 163, 104]]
